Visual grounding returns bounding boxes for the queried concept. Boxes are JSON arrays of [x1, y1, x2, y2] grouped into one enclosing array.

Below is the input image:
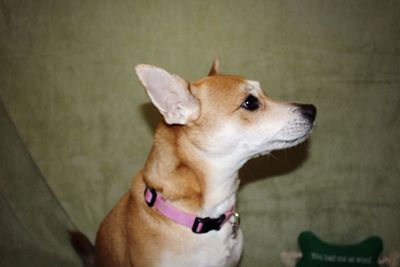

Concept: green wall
[[1, 1, 399, 266]]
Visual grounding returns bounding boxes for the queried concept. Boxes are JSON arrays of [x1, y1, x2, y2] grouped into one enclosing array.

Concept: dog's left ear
[[208, 57, 220, 76], [135, 64, 200, 125]]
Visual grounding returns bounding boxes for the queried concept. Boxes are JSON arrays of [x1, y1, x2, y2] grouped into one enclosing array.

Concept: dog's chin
[[283, 133, 310, 148], [251, 132, 312, 159]]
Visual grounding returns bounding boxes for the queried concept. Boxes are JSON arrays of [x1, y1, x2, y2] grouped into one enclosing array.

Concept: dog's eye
[[241, 95, 260, 111]]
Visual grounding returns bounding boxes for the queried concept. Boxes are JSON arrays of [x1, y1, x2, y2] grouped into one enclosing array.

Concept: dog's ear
[[208, 57, 220, 76], [135, 64, 200, 125]]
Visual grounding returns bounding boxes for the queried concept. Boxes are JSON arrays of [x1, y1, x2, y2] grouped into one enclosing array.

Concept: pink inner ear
[[135, 64, 199, 125], [144, 77, 171, 106], [135, 65, 177, 109]]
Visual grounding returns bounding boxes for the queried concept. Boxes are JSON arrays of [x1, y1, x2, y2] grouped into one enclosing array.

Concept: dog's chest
[[159, 228, 243, 267]]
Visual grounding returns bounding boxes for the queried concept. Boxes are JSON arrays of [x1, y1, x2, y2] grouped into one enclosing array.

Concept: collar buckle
[[192, 214, 226, 234]]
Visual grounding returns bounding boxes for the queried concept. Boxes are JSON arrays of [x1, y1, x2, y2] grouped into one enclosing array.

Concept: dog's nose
[[293, 103, 317, 123]]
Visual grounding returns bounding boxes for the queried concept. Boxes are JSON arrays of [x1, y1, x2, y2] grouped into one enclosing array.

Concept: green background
[[1, 1, 399, 266]]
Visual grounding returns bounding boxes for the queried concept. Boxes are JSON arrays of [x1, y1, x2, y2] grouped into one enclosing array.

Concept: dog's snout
[[293, 103, 317, 122]]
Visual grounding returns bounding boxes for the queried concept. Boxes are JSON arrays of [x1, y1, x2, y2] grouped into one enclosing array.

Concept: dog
[[70, 59, 317, 267]]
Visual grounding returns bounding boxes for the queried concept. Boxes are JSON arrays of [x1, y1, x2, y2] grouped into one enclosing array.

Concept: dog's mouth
[[278, 121, 315, 143], [261, 125, 315, 155], [279, 133, 310, 147], [250, 133, 311, 159], [286, 134, 310, 146]]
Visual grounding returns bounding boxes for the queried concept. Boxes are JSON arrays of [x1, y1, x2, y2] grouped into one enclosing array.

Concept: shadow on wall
[[240, 141, 309, 187], [140, 103, 162, 133], [140, 101, 310, 187]]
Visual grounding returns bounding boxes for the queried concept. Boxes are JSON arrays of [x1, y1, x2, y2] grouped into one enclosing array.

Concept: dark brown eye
[[241, 95, 260, 111]]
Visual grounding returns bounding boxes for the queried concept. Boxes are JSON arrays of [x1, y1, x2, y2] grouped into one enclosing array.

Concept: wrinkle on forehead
[[190, 75, 265, 102], [191, 75, 247, 88], [191, 75, 263, 94]]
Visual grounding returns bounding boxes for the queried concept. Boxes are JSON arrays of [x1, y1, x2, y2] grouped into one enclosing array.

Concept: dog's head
[[135, 60, 316, 166]]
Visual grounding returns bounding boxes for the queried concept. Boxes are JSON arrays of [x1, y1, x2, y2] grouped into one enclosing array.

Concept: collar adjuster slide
[[144, 187, 157, 207]]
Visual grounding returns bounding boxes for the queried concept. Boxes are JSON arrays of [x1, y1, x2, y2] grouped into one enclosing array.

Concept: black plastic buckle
[[144, 187, 157, 207], [192, 214, 226, 234]]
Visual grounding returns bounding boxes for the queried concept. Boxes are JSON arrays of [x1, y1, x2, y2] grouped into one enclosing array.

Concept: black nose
[[293, 103, 317, 123]]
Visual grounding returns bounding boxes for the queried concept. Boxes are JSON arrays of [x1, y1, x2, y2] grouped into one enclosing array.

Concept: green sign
[[297, 232, 383, 267]]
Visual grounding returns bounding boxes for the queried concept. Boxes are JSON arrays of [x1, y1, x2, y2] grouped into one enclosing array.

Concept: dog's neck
[[142, 123, 242, 218]]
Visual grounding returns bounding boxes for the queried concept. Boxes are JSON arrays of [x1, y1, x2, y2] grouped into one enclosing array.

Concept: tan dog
[[70, 59, 316, 267]]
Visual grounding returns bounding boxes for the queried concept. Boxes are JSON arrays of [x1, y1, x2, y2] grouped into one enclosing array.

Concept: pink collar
[[144, 186, 238, 234]]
